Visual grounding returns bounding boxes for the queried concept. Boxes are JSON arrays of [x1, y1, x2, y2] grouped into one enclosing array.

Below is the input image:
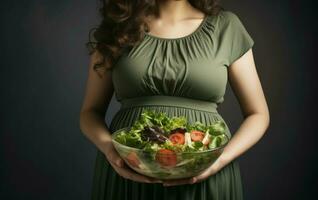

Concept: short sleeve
[[218, 11, 254, 66]]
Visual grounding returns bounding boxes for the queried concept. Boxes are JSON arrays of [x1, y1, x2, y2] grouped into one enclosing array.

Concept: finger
[[192, 168, 217, 183], [108, 156, 123, 168], [194, 173, 208, 182], [163, 177, 196, 187], [196, 173, 215, 182], [112, 163, 162, 183], [148, 177, 163, 183], [122, 167, 162, 183], [122, 165, 162, 183], [114, 157, 124, 168], [108, 151, 124, 168]]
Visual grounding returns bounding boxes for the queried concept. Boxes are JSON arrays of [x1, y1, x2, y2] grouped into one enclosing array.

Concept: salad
[[112, 109, 229, 179]]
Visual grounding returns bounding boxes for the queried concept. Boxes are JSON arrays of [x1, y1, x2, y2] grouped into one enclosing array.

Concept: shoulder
[[214, 10, 254, 65], [217, 10, 244, 27], [204, 10, 242, 34], [213, 9, 252, 37]]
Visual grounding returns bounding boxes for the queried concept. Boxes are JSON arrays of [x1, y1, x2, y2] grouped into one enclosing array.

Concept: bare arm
[[219, 48, 270, 166], [79, 51, 161, 183], [79, 51, 115, 156], [162, 48, 271, 186]]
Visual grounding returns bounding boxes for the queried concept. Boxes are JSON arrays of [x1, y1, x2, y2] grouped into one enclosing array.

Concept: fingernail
[[192, 177, 197, 183], [117, 160, 123, 167]]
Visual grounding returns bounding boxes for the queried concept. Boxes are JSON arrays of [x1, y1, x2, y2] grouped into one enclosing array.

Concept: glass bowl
[[111, 127, 229, 180]]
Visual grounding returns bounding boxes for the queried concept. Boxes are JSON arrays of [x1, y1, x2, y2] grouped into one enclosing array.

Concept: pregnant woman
[[79, 0, 270, 199]]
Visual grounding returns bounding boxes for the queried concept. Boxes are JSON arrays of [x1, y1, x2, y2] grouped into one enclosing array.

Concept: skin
[[79, 51, 162, 184], [79, 0, 270, 187]]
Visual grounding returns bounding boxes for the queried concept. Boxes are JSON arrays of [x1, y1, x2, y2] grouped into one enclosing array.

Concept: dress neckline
[[144, 14, 210, 41]]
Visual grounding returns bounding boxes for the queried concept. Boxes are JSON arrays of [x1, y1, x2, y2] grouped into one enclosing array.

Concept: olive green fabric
[[91, 10, 254, 200]]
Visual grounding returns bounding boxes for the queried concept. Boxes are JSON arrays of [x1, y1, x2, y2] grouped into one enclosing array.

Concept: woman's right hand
[[103, 142, 163, 184]]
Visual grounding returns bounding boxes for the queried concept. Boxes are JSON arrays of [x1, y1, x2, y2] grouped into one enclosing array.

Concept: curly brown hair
[[86, 0, 222, 75]]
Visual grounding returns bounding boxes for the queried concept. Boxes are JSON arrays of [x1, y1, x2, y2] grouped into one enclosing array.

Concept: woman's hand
[[104, 142, 163, 184], [162, 154, 229, 187]]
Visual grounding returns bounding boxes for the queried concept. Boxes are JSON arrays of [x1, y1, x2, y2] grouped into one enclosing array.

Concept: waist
[[119, 95, 218, 113]]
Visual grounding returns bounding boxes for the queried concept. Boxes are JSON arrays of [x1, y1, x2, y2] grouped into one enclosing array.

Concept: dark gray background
[[1, 0, 317, 199]]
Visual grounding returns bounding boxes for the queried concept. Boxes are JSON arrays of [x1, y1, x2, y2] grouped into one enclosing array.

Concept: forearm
[[79, 110, 112, 154], [218, 113, 270, 167]]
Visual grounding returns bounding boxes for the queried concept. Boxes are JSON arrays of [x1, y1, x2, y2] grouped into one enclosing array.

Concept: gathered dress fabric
[[90, 10, 254, 200]]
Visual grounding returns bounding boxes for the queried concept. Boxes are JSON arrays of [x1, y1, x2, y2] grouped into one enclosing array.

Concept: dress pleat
[[90, 9, 255, 200], [91, 106, 244, 200]]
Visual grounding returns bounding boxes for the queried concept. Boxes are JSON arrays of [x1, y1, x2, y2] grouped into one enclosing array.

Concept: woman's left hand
[[162, 155, 229, 187]]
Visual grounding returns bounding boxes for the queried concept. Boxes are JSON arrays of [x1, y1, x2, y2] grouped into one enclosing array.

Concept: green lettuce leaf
[[206, 121, 226, 136], [208, 135, 227, 149], [186, 121, 206, 132]]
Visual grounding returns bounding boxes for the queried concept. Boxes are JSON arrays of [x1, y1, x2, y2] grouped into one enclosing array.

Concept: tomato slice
[[126, 152, 140, 168], [190, 130, 205, 141], [155, 149, 177, 167], [169, 132, 185, 145]]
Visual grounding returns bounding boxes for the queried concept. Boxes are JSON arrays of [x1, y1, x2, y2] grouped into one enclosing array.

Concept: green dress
[[91, 10, 254, 200]]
